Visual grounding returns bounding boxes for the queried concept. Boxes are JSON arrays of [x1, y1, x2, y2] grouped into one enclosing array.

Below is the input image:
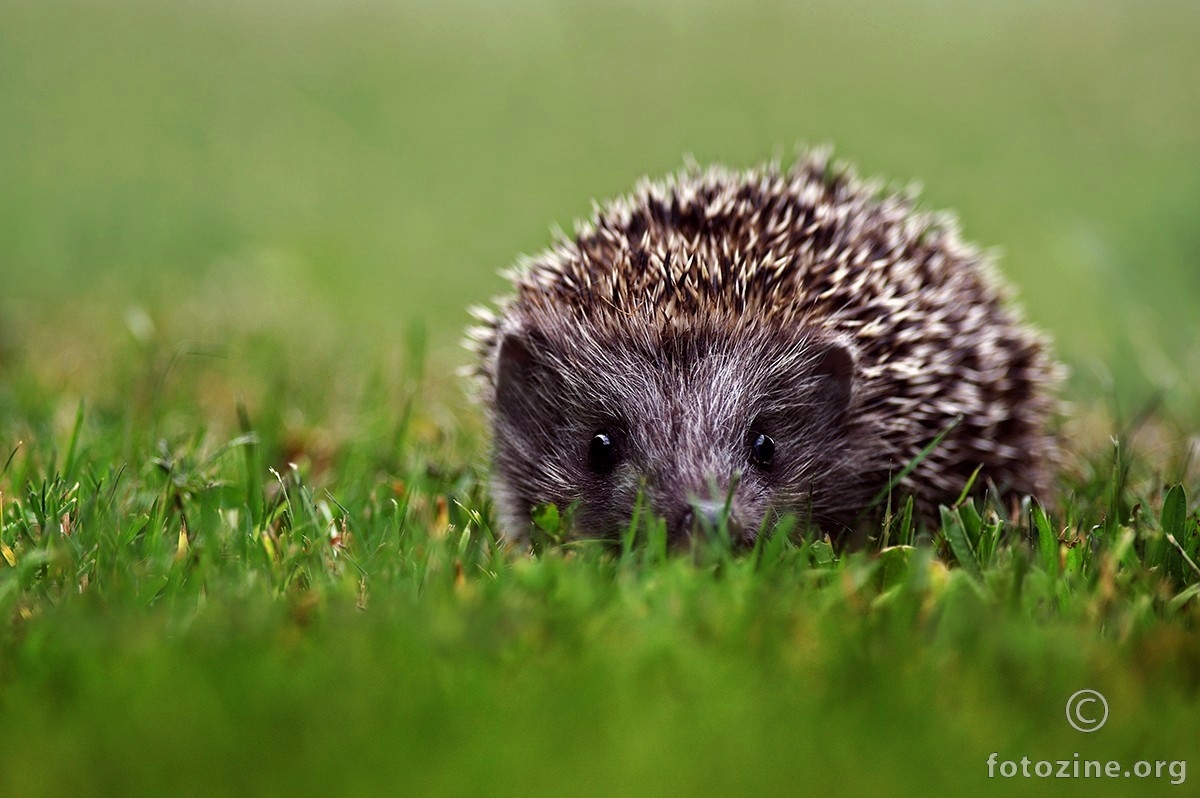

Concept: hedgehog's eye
[[588, 431, 617, 474], [748, 431, 775, 469]]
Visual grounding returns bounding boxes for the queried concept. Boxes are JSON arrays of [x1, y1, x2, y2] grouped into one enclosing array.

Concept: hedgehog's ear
[[495, 328, 561, 432], [811, 339, 855, 416]]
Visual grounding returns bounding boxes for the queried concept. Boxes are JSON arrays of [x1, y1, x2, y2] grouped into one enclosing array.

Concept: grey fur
[[466, 151, 1062, 545]]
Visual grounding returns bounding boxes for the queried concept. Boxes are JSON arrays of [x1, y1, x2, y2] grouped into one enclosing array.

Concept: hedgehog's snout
[[668, 496, 747, 547]]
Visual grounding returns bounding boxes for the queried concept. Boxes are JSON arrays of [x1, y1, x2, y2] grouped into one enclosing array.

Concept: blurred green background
[[2, 0, 1199, 420]]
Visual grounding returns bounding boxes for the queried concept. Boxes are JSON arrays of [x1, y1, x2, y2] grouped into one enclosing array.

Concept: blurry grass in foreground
[[1, 328, 1199, 796]]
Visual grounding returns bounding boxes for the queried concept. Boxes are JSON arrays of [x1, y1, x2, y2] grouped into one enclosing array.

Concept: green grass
[[2, 353, 1199, 796], [3, 0, 1200, 795]]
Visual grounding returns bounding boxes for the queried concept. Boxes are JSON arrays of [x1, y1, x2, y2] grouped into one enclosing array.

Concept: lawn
[[2, 1, 1199, 795]]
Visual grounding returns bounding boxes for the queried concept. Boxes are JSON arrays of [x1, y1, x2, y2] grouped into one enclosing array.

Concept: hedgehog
[[466, 150, 1061, 546]]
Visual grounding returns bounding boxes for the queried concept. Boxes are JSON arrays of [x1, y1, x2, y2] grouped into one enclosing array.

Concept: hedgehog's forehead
[[511, 300, 817, 381]]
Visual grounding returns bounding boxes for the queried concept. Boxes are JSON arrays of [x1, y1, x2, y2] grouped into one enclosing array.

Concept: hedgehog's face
[[489, 322, 857, 546]]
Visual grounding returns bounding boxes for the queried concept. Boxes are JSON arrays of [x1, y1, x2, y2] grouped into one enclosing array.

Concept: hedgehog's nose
[[691, 500, 724, 530], [673, 499, 743, 545]]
